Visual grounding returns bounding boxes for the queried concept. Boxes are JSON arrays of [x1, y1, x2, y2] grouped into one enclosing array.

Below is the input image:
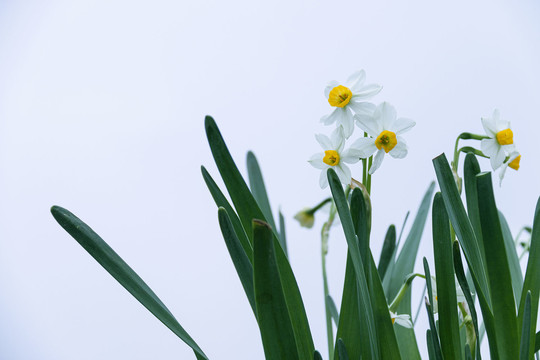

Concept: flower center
[[509, 155, 521, 170], [323, 150, 340, 166], [375, 130, 397, 153], [496, 129, 513, 145], [328, 85, 352, 108]]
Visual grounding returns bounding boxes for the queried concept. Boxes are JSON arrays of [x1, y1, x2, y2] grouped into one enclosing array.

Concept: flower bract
[[308, 127, 361, 188], [321, 70, 381, 139], [351, 102, 415, 174]]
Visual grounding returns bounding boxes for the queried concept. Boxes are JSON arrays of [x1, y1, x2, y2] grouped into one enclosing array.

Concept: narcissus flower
[[389, 310, 413, 328], [480, 109, 515, 170], [321, 70, 381, 138], [293, 208, 315, 228], [498, 149, 521, 186], [308, 127, 361, 188], [352, 102, 415, 174]]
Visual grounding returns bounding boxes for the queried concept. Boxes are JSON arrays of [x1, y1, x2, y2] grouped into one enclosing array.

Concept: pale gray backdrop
[[1, 0, 539, 359]]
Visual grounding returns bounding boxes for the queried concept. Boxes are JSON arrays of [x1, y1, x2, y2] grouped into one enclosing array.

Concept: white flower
[[498, 148, 521, 186], [308, 127, 361, 188], [351, 102, 415, 174], [321, 70, 381, 139], [389, 310, 413, 328], [431, 276, 467, 313], [480, 109, 514, 170]]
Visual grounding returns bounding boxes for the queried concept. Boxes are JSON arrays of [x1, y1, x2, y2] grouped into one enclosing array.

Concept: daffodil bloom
[[498, 148, 521, 186], [308, 127, 361, 188], [480, 109, 514, 170], [389, 310, 413, 328], [321, 70, 382, 139], [352, 102, 415, 174], [431, 276, 467, 313]]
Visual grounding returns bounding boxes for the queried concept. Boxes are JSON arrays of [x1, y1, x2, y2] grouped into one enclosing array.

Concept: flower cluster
[[480, 109, 521, 185], [309, 70, 416, 188]]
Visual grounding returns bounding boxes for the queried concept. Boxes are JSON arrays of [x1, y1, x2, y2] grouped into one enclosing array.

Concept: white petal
[[490, 146, 506, 170], [481, 117, 497, 137], [392, 117, 416, 135], [339, 108, 355, 139], [369, 149, 385, 174], [324, 80, 340, 98], [354, 113, 382, 137], [350, 137, 377, 158], [330, 127, 346, 151], [321, 108, 342, 125], [341, 148, 361, 164], [498, 165, 509, 186], [345, 70, 365, 89], [348, 101, 376, 116], [335, 164, 352, 185], [319, 169, 329, 188], [481, 138, 499, 158], [492, 109, 500, 122], [394, 315, 413, 328], [315, 133, 333, 150], [352, 83, 382, 98], [308, 153, 326, 169], [379, 102, 397, 129], [389, 137, 408, 159]]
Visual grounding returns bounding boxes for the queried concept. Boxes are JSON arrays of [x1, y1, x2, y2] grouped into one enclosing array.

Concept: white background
[[1, 1, 539, 359]]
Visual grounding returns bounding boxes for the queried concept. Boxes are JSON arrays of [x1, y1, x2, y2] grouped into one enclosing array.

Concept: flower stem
[[388, 273, 425, 312], [307, 198, 333, 215]]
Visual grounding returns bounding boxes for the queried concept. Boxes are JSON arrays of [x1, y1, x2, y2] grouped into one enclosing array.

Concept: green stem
[[366, 156, 372, 195], [388, 273, 425, 312], [321, 202, 337, 360], [307, 198, 332, 215]]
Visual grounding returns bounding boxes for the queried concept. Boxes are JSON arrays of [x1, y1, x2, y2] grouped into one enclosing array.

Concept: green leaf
[[426, 330, 437, 360], [247, 151, 277, 231], [432, 193, 462, 360], [337, 339, 350, 360], [50, 206, 208, 360], [499, 211, 523, 305], [202, 166, 253, 262], [476, 172, 519, 359], [278, 210, 288, 258], [464, 344, 473, 360], [253, 220, 299, 360], [423, 260, 443, 360], [217, 208, 256, 315], [378, 224, 396, 281], [386, 182, 435, 360], [314, 350, 323, 360], [433, 154, 491, 306], [327, 294, 339, 327], [535, 331, 540, 353], [328, 169, 378, 360], [453, 241, 482, 360], [205, 116, 314, 358], [518, 197, 540, 358], [519, 292, 532, 360], [383, 211, 410, 294]]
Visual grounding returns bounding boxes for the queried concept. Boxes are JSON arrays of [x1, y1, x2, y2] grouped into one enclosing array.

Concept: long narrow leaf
[[314, 350, 323, 360], [432, 193, 462, 360], [217, 208, 256, 315], [337, 339, 350, 360], [202, 166, 253, 262], [378, 224, 396, 281], [423, 260, 443, 360], [476, 172, 519, 359], [247, 151, 277, 231], [518, 197, 540, 357], [519, 292, 532, 360], [387, 182, 435, 360], [278, 210, 288, 258], [253, 220, 299, 360], [433, 154, 491, 306], [327, 294, 339, 327], [50, 206, 208, 360], [463, 153, 486, 269], [453, 241, 482, 360], [205, 116, 314, 358], [499, 211, 523, 305], [328, 169, 378, 360]]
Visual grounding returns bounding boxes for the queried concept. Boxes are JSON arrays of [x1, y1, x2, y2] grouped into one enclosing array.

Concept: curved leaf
[[50, 206, 208, 360]]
